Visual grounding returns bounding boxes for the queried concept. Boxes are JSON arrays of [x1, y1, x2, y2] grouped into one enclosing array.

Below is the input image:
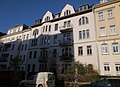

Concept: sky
[[0, 0, 99, 33]]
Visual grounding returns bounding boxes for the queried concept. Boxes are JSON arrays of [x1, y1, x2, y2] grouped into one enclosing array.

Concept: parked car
[[19, 72, 55, 87], [79, 78, 112, 87]]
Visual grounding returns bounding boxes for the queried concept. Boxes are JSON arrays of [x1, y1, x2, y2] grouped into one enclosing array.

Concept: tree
[[10, 56, 23, 71], [61, 61, 100, 86]]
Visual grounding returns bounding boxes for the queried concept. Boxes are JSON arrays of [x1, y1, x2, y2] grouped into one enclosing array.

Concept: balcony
[[59, 54, 73, 62], [59, 40, 73, 47], [59, 24, 73, 33]]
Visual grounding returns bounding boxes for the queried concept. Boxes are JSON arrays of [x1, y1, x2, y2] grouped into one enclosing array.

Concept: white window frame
[[108, 9, 113, 18], [87, 45, 92, 55], [112, 43, 119, 53], [98, 12, 103, 20], [78, 46, 83, 56], [100, 27, 106, 36], [101, 44, 108, 54], [104, 64, 110, 72], [115, 64, 120, 73], [110, 25, 116, 35]]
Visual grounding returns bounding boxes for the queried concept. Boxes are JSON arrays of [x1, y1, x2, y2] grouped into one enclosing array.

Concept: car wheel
[[38, 84, 43, 87]]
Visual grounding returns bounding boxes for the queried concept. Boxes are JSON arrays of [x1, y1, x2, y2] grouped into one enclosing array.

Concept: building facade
[[94, 0, 120, 76], [0, 0, 120, 78]]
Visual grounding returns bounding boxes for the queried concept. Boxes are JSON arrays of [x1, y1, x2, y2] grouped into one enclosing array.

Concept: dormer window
[[79, 4, 89, 12], [100, 0, 112, 4], [64, 10, 71, 16], [45, 16, 50, 22], [79, 16, 89, 25]]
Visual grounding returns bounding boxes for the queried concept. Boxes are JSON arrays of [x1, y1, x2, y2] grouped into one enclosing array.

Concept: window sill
[[98, 19, 105, 22], [99, 35, 108, 38], [109, 33, 119, 36], [102, 53, 109, 55], [87, 54, 92, 56], [108, 17, 115, 20], [112, 52, 120, 55]]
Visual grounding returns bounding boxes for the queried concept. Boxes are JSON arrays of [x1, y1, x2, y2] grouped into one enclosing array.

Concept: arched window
[[79, 18, 81, 25], [33, 29, 39, 37], [82, 17, 85, 25], [79, 16, 89, 25]]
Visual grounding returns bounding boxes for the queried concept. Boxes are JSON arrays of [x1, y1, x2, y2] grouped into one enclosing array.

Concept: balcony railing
[[59, 24, 73, 33], [59, 54, 73, 62], [59, 40, 73, 46]]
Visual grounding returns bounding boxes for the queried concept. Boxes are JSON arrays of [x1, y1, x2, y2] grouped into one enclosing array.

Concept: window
[[43, 26, 45, 33], [64, 10, 71, 16], [49, 25, 51, 32], [23, 35, 26, 40], [21, 45, 24, 51], [112, 43, 119, 53], [32, 64, 35, 72], [46, 25, 48, 32], [53, 35, 58, 44], [86, 29, 89, 38], [110, 25, 116, 35], [29, 51, 32, 59], [33, 29, 39, 37], [31, 39, 38, 46], [98, 12, 103, 20], [27, 64, 30, 72], [23, 55, 25, 61], [87, 45, 92, 55], [53, 49, 57, 57], [108, 9, 113, 18], [86, 17, 89, 24], [104, 64, 110, 71], [102, 44, 108, 54], [100, 27, 106, 36], [11, 44, 15, 51], [115, 64, 120, 72], [79, 29, 89, 39], [79, 17, 89, 25], [34, 51, 37, 59], [79, 31, 82, 39], [45, 16, 50, 22], [55, 24, 58, 31], [26, 34, 29, 39], [83, 30, 85, 39], [25, 44, 27, 51], [78, 46, 83, 56]]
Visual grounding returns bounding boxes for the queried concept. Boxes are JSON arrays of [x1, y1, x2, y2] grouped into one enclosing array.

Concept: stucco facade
[[94, 0, 120, 76]]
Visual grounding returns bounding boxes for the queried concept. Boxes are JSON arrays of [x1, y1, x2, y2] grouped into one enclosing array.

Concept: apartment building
[[94, 0, 120, 76], [0, 25, 31, 71], [0, 4, 99, 77], [0, 0, 120, 78]]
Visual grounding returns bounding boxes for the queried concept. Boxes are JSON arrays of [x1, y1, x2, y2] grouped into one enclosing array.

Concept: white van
[[19, 72, 55, 87]]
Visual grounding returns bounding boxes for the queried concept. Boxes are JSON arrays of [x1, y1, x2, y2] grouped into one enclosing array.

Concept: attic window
[[45, 16, 50, 22], [64, 10, 71, 16]]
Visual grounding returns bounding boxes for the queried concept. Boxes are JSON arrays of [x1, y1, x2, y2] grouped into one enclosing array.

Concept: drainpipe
[[92, 5, 101, 74]]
